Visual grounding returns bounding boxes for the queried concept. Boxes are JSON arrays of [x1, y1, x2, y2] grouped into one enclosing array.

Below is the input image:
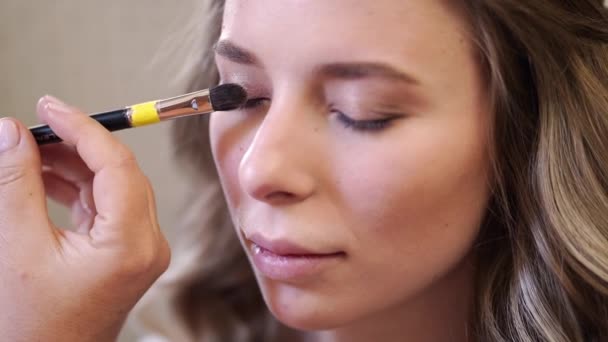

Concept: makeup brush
[[29, 83, 247, 145]]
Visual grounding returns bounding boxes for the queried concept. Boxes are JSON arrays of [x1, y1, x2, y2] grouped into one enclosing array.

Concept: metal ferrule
[[156, 89, 214, 121]]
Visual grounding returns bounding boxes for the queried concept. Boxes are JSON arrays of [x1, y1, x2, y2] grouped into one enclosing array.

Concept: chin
[[258, 278, 357, 331]]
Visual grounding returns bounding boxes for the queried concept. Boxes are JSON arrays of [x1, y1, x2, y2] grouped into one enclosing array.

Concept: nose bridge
[[252, 92, 306, 152], [238, 88, 318, 202]]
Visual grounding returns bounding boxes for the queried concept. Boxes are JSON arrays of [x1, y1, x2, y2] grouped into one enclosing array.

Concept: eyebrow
[[317, 63, 419, 85], [214, 40, 260, 65], [214, 39, 420, 85]]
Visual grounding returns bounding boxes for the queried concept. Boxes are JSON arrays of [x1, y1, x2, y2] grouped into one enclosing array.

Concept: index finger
[[37, 96, 136, 173], [37, 96, 156, 237]]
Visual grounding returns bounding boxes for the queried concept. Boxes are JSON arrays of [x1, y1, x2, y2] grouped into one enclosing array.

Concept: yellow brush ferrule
[[130, 101, 160, 127]]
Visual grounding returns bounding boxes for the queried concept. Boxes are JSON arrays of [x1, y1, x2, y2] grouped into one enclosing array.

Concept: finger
[[37, 96, 155, 239], [0, 118, 50, 237], [144, 180, 163, 236], [37, 96, 138, 173]]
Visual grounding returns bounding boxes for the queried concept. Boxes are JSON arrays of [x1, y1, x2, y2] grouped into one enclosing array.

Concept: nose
[[238, 94, 318, 205]]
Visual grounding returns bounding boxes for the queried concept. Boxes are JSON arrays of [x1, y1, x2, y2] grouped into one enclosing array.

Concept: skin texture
[[210, 1, 492, 341]]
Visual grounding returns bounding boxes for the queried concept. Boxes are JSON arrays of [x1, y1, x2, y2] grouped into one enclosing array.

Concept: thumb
[[0, 118, 49, 232]]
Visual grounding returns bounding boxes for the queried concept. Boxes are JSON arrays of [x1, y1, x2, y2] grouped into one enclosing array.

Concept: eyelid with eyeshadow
[[242, 97, 271, 109], [218, 73, 406, 132], [218, 75, 270, 102], [238, 96, 401, 133]]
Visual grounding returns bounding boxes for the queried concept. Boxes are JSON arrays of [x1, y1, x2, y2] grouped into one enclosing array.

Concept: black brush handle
[[30, 109, 131, 145]]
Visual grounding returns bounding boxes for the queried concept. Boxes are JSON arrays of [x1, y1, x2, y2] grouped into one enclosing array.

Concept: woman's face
[[210, 0, 491, 330]]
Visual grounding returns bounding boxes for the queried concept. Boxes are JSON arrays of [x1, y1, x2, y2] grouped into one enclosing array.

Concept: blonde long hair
[[135, 1, 608, 341]]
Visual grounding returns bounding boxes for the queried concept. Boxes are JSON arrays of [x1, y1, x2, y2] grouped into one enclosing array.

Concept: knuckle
[[110, 147, 139, 171], [111, 147, 138, 169], [114, 237, 171, 279], [139, 174, 153, 190], [116, 250, 155, 278], [0, 164, 28, 187], [156, 236, 172, 274]]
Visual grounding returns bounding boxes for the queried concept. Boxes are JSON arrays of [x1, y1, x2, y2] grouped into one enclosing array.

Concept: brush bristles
[[209, 83, 248, 111]]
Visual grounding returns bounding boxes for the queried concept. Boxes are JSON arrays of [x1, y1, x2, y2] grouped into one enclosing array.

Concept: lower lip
[[250, 243, 344, 281]]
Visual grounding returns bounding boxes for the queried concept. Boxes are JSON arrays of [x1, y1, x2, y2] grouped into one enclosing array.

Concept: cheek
[[209, 113, 253, 208], [261, 118, 491, 329], [335, 117, 490, 276]]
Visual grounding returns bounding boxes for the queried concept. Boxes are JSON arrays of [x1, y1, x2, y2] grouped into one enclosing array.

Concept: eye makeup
[[332, 112, 398, 132], [218, 74, 271, 113], [218, 68, 416, 134]]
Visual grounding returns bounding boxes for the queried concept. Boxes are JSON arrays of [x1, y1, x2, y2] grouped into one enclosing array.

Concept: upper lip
[[247, 233, 340, 256]]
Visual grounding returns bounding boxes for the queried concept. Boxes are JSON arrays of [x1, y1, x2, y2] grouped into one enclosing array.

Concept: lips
[[245, 233, 345, 281], [247, 233, 340, 257]]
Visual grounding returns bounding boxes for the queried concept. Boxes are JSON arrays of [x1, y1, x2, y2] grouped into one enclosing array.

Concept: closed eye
[[241, 99, 400, 132], [334, 111, 397, 132], [242, 97, 271, 109]]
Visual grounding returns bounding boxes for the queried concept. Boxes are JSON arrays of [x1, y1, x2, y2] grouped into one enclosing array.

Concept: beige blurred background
[[0, 1, 201, 340]]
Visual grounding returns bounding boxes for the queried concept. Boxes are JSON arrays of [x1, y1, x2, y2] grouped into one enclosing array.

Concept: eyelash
[[242, 97, 270, 109], [332, 111, 394, 132], [241, 97, 396, 132]]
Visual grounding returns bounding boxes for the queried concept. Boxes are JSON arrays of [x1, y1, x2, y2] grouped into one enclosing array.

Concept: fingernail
[[47, 102, 72, 116], [44, 94, 67, 106], [0, 119, 20, 152]]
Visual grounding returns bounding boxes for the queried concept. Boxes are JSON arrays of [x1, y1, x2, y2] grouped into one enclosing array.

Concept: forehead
[[220, 0, 472, 66]]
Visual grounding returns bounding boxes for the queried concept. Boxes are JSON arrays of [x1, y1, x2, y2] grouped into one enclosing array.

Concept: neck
[[298, 255, 476, 342]]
